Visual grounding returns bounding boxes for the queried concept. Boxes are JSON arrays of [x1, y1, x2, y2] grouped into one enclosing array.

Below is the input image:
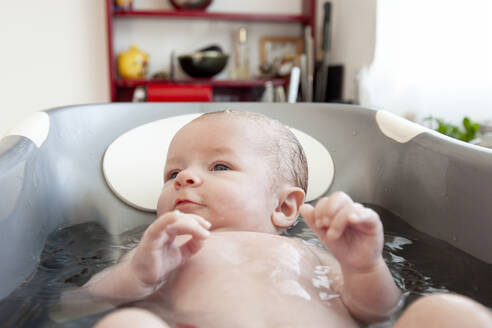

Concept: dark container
[[178, 51, 228, 78]]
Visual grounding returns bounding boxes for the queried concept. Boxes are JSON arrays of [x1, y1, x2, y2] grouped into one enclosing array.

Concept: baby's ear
[[271, 187, 305, 228]]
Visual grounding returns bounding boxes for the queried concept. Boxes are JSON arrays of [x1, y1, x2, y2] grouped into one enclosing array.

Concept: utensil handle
[[322, 2, 332, 52], [288, 66, 301, 103]]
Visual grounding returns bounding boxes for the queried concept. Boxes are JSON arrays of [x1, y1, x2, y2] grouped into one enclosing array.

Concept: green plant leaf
[[427, 116, 481, 142]]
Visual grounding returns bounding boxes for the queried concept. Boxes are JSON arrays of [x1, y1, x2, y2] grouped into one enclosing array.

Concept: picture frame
[[260, 37, 304, 64]]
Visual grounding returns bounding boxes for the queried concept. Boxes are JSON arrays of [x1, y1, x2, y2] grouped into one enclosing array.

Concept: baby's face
[[157, 115, 278, 232]]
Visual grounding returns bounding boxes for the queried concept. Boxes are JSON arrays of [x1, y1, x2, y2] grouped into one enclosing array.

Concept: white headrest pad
[[103, 113, 334, 212]]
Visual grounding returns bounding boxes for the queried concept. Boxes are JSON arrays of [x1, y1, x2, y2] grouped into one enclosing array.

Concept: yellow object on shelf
[[117, 45, 149, 80], [114, 0, 132, 9]]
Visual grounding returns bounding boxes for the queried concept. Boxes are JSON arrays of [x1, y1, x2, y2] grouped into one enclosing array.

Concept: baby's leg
[[394, 293, 492, 328], [93, 308, 170, 328]]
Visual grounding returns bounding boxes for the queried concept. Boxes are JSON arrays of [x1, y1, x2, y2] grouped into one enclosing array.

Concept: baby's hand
[[131, 210, 211, 288], [300, 192, 384, 273]]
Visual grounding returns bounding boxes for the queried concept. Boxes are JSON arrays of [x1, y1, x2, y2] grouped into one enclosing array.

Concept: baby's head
[[198, 110, 308, 192], [157, 110, 307, 233]]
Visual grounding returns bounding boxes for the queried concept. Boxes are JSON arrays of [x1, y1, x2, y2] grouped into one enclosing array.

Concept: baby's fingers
[[327, 203, 362, 239], [141, 212, 178, 247], [300, 203, 315, 226], [301, 203, 331, 244], [142, 211, 210, 249], [316, 192, 353, 228], [301, 203, 329, 239], [191, 213, 212, 230], [348, 207, 381, 234], [166, 216, 211, 241], [180, 238, 205, 259]]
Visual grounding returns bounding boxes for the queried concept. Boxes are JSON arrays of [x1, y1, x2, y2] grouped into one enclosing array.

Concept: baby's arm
[[300, 192, 401, 324], [52, 210, 210, 321], [85, 210, 210, 301]]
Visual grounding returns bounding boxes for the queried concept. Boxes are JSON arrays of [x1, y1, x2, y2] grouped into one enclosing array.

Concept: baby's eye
[[167, 171, 179, 180], [212, 163, 230, 171]]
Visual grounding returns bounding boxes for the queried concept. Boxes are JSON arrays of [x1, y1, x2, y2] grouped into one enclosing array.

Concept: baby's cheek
[[219, 191, 252, 216], [156, 190, 172, 216]]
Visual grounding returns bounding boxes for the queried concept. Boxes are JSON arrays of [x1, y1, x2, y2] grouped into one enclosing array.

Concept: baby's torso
[[144, 231, 358, 328]]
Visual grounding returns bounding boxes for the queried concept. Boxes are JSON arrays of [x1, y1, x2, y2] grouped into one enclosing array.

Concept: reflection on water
[[1, 206, 491, 327], [0, 224, 145, 327], [289, 204, 492, 318]]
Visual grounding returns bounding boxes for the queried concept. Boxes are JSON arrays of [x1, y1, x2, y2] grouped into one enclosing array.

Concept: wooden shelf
[[115, 78, 289, 88], [113, 9, 310, 24]]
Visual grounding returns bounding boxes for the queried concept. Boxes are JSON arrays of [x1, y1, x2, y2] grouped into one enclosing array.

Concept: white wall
[[0, 0, 376, 135], [0, 0, 110, 136], [359, 0, 492, 124], [316, 0, 377, 103]]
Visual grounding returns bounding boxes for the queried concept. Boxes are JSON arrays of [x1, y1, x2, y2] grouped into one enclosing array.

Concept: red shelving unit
[[114, 9, 310, 23], [105, 0, 316, 102], [116, 78, 288, 88]]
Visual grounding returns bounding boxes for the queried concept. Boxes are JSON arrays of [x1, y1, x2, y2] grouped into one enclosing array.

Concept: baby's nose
[[174, 170, 202, 187]]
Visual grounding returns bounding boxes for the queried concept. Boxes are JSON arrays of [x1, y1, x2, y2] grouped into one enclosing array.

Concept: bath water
[[1, 205, 491, 327]]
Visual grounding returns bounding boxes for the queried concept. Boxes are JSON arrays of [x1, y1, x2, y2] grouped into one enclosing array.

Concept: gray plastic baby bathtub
[[1, 102, 491, 301]]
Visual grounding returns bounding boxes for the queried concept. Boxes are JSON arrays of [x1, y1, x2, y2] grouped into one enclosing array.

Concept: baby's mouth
[[174, 199, 202, 211]]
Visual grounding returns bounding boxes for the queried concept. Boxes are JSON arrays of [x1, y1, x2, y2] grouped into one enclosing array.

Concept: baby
[[59, 110, 492, 328]]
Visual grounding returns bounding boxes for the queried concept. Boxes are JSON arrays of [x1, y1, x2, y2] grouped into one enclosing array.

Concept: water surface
[[1, 206, 491, 327]]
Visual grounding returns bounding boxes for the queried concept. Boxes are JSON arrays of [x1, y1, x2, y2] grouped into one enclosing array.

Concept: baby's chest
[[165, 255, 351, 328], [169, 234, 323, 306], [188, 233, 319, 276], [152, 235, 353, 327]]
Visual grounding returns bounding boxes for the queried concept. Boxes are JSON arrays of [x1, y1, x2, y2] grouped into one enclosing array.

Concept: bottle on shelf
[[233, 27, 250, 79]]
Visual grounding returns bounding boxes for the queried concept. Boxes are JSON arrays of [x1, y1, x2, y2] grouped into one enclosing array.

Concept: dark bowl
[[169, 0, 213, 10], [178, 51, 228, 78]]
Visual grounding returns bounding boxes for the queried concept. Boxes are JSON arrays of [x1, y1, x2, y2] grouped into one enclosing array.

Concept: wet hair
[[196, 110, 308, 193]]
